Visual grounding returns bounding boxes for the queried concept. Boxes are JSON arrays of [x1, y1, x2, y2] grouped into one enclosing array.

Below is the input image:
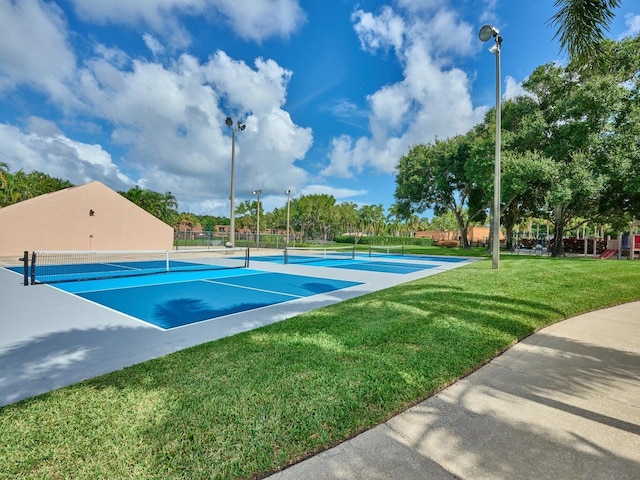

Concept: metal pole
[[285, 189, 291, 245], [229, 129, 236, 247], [492, 39, 501, 270], [20, 250, 28, 286], [253, 189, 261, 248]]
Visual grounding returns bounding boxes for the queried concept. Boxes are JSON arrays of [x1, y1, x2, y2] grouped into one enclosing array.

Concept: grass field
[[354, 244, 489, 257], [1, 255, 639, 479]]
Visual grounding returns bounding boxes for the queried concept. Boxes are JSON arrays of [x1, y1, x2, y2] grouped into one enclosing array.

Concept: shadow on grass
[[331, 338, 640, 479], [364, 333, 640, 480]]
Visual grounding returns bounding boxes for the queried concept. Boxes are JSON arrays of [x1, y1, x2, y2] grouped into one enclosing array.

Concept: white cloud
[[143, 33, 166, 57], [69, 0, 305, 44], [621, 13, 640, 38], [503, 75, 527, 100], [324, 4, 486, 179], [352, 6, 405, 53], [0, 0, 313, 215], [0, 0, 76, 104], [301, 184, 368, 201], [71, 48, 311, 214], [212, 0, 306, 42], [203, 51, 292, 114], [0, 123, 134, 190]]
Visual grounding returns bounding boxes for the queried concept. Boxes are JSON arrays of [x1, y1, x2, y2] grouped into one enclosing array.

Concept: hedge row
[[334, 235, 433, 247]]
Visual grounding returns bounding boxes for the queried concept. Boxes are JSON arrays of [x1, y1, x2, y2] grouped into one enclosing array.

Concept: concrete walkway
[[267, 302, 640, 480]]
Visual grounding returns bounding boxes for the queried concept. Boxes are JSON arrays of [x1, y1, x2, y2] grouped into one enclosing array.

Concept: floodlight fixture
[[479, 25, 499, 42]]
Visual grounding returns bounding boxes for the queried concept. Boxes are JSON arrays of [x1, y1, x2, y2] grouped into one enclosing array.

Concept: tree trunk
[[505, 224, 514, 251], [551, 208, 566, 257], [452, 209, 470, 248]]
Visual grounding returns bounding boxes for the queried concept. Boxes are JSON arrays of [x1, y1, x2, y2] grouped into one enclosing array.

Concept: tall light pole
[[285, 189, 291, 245], [225, 116, 246, 248], [479, 24, 502, 270], [252, 189, 262, 248]]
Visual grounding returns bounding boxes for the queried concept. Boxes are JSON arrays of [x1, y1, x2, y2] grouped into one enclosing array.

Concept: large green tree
[[522, 38, 639, 255], [120, 186, 178, 225], [395, 134, 486, 248], [469, 98, 559, 250], [335, 202, 359, 237], [290, 194, 337, 241], [358, 204, 385, 237]]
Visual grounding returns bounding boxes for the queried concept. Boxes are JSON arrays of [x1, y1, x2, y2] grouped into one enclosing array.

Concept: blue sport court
[[53, 269, 362, 330], [6, 247, 467, 331], [252, 248, 467, 274], [7, 249, 363, 330]]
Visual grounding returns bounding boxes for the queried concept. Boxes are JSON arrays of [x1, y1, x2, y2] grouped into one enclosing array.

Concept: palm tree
[[0, 162, 9, 190], [550, 0, 622, 64], [120, 186, 178, 225]]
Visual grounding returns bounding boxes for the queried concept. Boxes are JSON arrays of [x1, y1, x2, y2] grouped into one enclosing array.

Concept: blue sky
[[1, 0, 638, 217]]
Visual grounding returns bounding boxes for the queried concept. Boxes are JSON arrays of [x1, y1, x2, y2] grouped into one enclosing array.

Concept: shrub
[[334, 235, 433, 247], [437, 239, 460, 248]]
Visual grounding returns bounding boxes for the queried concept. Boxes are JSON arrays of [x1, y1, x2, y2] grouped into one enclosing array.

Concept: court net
[[368, 245, 405, 257], [29, 247, 250, 284], [283, 245, 355, 265]]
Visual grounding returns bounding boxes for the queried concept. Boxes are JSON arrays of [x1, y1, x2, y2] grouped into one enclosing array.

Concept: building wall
[[415, 226, 503, 243], [0, 181, 174, 256]]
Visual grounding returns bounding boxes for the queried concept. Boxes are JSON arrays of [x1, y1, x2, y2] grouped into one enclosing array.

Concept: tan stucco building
[[415, 226, 504, 244], [0, 181, 174, 257]]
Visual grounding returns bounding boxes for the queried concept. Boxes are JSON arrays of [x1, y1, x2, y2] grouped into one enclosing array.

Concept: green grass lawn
[[1, 256, 639, 479], [354, 244, 489, 257]]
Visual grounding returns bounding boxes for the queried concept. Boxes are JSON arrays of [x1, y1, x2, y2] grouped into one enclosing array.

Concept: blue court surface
[[252, 253, 465, 273], [53, 269, 361, 330]]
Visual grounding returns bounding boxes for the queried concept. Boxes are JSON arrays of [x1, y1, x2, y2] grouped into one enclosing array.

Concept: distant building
[[415, 226, 504, 245], [0, 181, 174, 256]]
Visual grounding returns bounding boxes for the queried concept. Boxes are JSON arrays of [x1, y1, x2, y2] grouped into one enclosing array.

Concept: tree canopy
[[394, 35, 640, 256], [0, 167, 73, 207]]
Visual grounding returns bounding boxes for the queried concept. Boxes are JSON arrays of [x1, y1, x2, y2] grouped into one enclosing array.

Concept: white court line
[[201, 278, 307, 298]]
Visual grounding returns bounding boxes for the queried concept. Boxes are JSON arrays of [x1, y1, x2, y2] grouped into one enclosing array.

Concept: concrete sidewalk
[[267, 302, 640, 480]]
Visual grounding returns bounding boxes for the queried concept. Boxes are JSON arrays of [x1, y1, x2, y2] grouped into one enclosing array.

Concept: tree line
[[0, 164, 437, 240], [395, 35, 640, 257]]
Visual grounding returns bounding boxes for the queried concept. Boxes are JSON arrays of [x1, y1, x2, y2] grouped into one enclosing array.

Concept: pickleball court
[[1, 247, 477, 406], [56, 268, 362, 329]]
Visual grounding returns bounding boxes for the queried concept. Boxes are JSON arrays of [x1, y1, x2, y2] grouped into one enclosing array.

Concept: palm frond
[[549, 0, 622, 64]]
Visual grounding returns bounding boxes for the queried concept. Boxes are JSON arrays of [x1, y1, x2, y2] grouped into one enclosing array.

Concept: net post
[[245, 247, 250, 267], [165, 251, 170, 272], [351, 245, 355, 259], [401, 245, 405, 256], [368, 245, 372, 258], [30, 251, 37, 285], [19, 251, 29, 286], [283, 245, 289, 265]]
